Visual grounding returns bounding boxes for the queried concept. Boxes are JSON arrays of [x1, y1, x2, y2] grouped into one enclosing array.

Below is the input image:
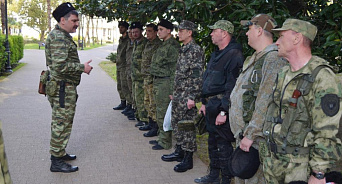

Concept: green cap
[[208, 20, 234, 34], [272, 18, 317, 41]]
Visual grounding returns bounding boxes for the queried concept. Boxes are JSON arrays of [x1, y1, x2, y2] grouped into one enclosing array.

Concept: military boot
[[139, 117, 154, 131], [194, 167, 220, 184], [113, 100, 126, 110], [174, 151, 193, 172], [121, 104, 132, 114], [161, 145, 184, 162], [50, 155, 78, 173], [143, 120, 158, 137]]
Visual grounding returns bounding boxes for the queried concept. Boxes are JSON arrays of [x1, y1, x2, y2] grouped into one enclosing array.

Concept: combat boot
[[143, 128, 157, 137], [139, 117, 154, 131], [121, 104, 132, 114], [161, 145, 184, 162], [113, 100, 126, 110], [174, 151, 193, 172], [50, 155, 78, 173], [60, 153, 76, 161], [220, 177, 231, 184], [194, 167, 220, 184]]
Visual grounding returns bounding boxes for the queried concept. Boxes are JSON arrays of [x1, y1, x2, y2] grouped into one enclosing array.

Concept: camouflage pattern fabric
[[45, 24, 83, 157], [263, 56, 342, 183], [116, 35, 129, 100], [229, 44, 287, 184], [171, 39, 204, 152], [125, 41, 134, 105], [151, 37, 180, 149], [132, 37, 148, 121], [142, 38, 162, 120], [0, 122, 12, 184]]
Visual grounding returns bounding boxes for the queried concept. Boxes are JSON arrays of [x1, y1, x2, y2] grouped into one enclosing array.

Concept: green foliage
[[0, 35, 7, 71], [0, 35, 24, 73], [76, 0, 342, 70], [106, 52, 117, 63]]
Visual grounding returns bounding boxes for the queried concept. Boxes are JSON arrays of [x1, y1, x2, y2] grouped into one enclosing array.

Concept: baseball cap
[[178, 20, 197, 31], [272, 18, 318, 41], [240, 14, 277, 32], [52, 2, 76, 22], [208, 20, 234, 34]]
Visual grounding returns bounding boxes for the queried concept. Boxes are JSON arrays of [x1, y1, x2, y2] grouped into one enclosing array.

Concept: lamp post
[[4, 0, 12, 73]]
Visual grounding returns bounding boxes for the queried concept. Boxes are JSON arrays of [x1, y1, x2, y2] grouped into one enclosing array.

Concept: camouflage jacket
[[116, 34, 129, 69], [173, 39, 204, 102], [264, 56, 342, 172], [141, 38, 162, 77], [125, 40, 134, 71], [229, 44, 287, 144], [150, 37, 180, 78], [45, 24, 84, 86], [131, 37, 148, 81]]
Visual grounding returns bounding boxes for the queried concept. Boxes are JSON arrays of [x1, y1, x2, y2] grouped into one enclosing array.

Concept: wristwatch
[[220, 111, 227, 116], [311, 171, 325, 180]]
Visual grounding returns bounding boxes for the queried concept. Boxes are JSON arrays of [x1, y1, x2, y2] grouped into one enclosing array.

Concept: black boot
[[174, 151, 193, 172], [218, 140, 233, 184], [135, 121, 146, 127], [161, 145, 184, 162], [194, 167, 220, 184], [121, 104, 132, 114], [127, 109, 136, 120], [113, 100, 126, 110], [50, 155, 78, 173], [143, 120, 158, 137], [60, 153, 76, 161], [139, 117, 153, 131]]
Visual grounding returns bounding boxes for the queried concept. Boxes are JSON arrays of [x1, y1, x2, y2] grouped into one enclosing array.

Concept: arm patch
[[321, 94, 340, 117]]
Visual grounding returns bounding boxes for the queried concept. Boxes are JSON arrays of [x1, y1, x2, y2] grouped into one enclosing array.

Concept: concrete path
[[0, 45, 207, 184]]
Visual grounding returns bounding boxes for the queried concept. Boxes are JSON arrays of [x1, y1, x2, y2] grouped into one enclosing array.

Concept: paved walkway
[[0, 45, 207, 184]]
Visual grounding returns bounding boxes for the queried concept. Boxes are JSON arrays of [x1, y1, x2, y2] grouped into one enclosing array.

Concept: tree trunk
[[40, 30, 45, 41], [91, 17, 94, 45], [1, 0, 5, 34], [96, 18, 98, 44], [86, 16, 90, 47], [47, 0, 51, 32]]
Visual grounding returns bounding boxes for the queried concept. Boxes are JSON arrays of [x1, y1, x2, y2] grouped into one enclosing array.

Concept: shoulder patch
[[321, 94, 340, 117]]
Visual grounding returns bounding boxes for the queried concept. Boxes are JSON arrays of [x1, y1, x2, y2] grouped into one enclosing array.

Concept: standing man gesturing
[[45, 2, 93, 173]]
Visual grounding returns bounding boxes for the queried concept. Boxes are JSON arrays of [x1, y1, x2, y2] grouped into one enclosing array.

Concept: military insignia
[[321, 94, 340, 117]]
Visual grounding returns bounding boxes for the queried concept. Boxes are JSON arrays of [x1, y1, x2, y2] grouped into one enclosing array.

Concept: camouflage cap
[[240, 13, 277, 32], [178, 20, 197, 31], [208, 20, 234, 34], [272, 18, 318, 41]]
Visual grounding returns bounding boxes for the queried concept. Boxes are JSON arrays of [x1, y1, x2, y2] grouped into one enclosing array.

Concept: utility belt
[[153, 75, 170, 79], [203, 93, 224, 103], [267, 141, 310, 156]]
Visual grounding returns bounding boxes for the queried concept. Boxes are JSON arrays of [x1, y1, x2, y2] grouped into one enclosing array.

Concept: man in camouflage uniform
[[194, 20, 244, 184], [149, 19, 180, 150], [229, 14, 287, 184], [45, 2, 93, 173], [121, 28, 136, 120], [262, 19, 342, 183], [0, 121, 12, 184], [130, 22, 149, 127], [113, 21, 129, 110], [160, 20, 204, 173], [138, 23, 161, 133]]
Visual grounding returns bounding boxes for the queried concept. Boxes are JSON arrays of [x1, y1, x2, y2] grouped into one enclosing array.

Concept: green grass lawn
[[24, 43, 111, 50], [99, 61, 117, 81]]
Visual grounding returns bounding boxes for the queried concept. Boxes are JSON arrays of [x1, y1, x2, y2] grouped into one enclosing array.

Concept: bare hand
[[215, 114, 226, 125], [84, 60, 93, 74], [199, 104, 206, 115], [169, 95, 173, 100], [187, 99, 195, 109], [308, 175, 326, 184], [240, 137, 253, 152]]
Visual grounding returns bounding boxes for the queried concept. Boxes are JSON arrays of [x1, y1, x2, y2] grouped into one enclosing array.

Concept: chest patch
[[321, 94, 340, 117]]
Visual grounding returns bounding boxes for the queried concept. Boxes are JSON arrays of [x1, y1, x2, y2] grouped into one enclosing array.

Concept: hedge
[[0, 34, 24, 73]]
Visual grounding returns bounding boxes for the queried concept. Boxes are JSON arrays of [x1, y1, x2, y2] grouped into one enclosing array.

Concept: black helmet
[[228, 146, 260, 179]]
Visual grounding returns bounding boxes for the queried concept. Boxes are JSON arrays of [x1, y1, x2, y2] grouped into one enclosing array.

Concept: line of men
[[114, 14, 342, 184]]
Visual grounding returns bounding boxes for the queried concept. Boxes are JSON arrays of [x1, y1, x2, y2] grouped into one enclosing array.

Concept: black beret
[[118, 21, 129, 29], [157, 19, 173, 30], [228, 146, 260, 179], [130, 22, 143, 30], [53, 2, 76, 22]]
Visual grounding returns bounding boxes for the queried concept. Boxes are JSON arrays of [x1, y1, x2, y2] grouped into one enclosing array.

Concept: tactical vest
[[264, 65, 336, 155], [242, 50, 276, 123]]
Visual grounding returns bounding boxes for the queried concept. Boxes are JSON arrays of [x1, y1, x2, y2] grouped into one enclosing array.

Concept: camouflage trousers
[[48, 85, 77, 157], [259, 142, 310, 184], [143, 76, 156, 121], [0, 122, 12, 184], [134, 80, 148, 122], [153, 77, 172, 150], [116, 67, 126, 100], [125, 67, 133, 105], [171, 98, 197, 152]]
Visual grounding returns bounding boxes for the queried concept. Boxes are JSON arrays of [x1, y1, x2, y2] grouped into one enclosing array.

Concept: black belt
[[153, 76, 170, 79]]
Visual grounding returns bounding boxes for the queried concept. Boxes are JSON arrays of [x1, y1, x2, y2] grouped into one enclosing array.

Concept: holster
[[59, 81, 65, 108]]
